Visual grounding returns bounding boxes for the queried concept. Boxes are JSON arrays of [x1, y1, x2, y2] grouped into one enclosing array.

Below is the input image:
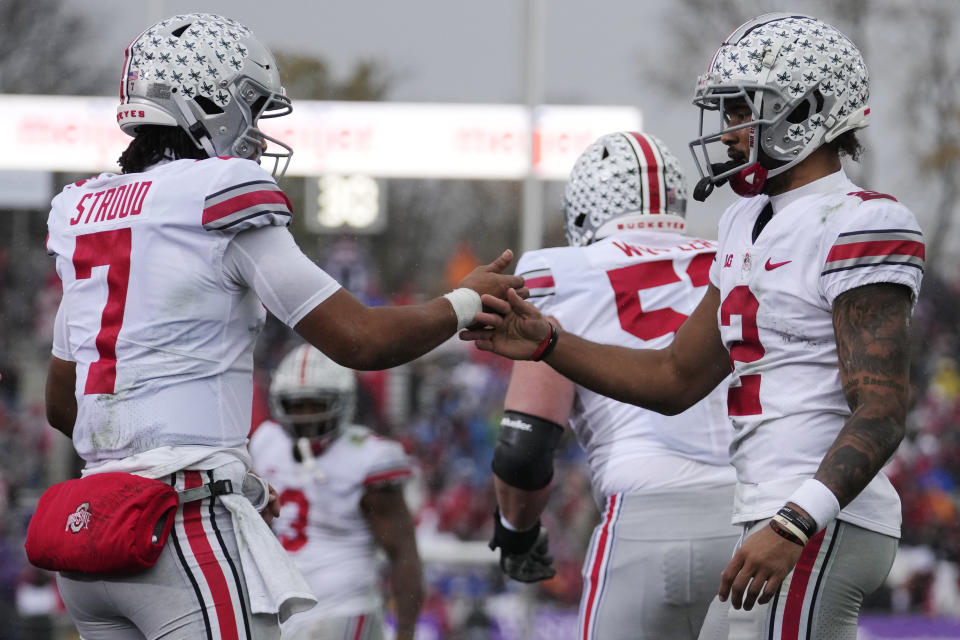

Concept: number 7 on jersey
[[71, 228, 132, 395]]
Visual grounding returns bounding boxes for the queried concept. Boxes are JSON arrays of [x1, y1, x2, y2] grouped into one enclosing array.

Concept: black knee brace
[[491, 410, 564, 491]]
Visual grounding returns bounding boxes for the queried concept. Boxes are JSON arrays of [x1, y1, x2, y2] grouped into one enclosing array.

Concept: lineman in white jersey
[[488, 132, 738, 640], [464, 13, 924, 640], [250, 345, 422, 640], [44, 13, 523, 640]]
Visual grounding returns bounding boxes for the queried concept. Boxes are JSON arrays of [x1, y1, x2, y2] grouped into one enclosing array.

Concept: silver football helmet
[[689, 13, 869, 200], [269, 345, 357, 445], [117, 13, 293, 177], [563, 131, 688, 246]]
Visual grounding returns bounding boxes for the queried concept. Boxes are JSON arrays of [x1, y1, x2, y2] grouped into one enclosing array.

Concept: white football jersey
[[517, 230, 735, 505], [46, 158, 319, 463], [709, 170, 924, 536], [249, 421, 412, 616]]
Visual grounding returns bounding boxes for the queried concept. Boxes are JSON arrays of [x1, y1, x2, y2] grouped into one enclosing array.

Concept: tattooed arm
[[716, 282, 914, 612], [812, 282, 912, 508]]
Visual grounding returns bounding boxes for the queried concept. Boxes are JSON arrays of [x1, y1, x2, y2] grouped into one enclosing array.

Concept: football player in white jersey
[[487, 132, 738, 640], [463, 13, 924, 640], [250, 345, 422, 640], [43, 13, 523, 640]]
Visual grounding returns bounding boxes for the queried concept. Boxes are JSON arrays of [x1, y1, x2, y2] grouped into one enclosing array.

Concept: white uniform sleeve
[[201, 158, 293, 232], [362, 438, 413, 487], [819, 198, 925, 305], [515, 250, 557, 314], [52, 303, 71, 360], [222, 225, 341, 327]]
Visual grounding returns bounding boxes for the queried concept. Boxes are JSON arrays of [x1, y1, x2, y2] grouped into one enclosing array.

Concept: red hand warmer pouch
[[25, 472, 178, 575]]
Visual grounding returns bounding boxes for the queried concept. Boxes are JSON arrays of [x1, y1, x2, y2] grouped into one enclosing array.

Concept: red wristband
[[530, 323, 558, 361]]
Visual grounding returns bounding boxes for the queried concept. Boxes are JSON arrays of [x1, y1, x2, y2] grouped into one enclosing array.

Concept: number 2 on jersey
[[720, 285, 764, 415], [605, 253, 712, 340], [72, 228, 132, 395]]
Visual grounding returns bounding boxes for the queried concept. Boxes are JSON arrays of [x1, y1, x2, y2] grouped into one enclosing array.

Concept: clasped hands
[[459, 289, 552, 360]]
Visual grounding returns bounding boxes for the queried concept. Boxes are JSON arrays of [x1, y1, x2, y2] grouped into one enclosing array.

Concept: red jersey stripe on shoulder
[[847, 190, 898, 202], [202, 190, 292, 226], [826, 239, 925, 263], [363, 468, 411, 486], [525, 275, 555, 290]]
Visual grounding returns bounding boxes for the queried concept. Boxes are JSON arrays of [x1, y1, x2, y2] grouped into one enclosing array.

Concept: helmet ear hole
[[787, 98, 810, 124], [193, 95, 224, 116], [786, 90, 825, 125]]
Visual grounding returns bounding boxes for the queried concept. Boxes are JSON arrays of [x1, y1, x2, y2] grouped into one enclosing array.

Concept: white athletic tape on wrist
[[443, 288, 482, 331], [787, 478, 841, 532]]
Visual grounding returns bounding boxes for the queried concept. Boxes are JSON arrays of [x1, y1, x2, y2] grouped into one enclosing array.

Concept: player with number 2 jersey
[[465, 13, 925, 639]]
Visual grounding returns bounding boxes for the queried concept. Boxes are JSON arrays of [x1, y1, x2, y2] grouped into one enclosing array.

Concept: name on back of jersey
[[69, 181, 153, 226], [611, 237, 715, 259]]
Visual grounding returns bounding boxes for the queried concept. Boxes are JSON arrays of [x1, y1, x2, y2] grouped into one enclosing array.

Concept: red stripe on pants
[[352, 613, 366, 640], [781, 528, 826, 640], [581, 494, 618, 639], [183, 471, 240, 640]]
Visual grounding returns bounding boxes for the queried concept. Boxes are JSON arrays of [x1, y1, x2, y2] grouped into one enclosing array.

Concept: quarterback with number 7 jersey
[[463, 12, 924, 640], [40, 12, 524, 640]]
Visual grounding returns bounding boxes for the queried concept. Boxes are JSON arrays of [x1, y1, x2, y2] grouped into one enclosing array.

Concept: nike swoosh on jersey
[[765, 258, 792, 270]]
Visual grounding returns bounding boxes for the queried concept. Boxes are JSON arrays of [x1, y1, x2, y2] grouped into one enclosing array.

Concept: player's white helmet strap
[[689, 13, 869, 201], [118, 13, 293, 177], [563, 131, 688, 247]]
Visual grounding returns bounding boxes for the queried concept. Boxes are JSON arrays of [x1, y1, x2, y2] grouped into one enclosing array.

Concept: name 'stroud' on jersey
[[69, 181, 153, 226]]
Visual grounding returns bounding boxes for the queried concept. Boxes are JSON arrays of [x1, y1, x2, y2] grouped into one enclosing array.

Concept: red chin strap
[[729, 163, 768, 197]]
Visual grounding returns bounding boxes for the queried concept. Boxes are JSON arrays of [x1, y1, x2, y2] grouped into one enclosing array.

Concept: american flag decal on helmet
[[521, 268, 555, 298], [202, 179, 292, 231], [821, 228, 925, 275]]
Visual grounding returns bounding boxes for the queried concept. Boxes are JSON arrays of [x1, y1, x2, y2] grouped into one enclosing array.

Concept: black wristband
[[769, 518, 805, 546], [489, 509, 540, 555], [778, 505, 817, 539], [531, 323, 559, 362]]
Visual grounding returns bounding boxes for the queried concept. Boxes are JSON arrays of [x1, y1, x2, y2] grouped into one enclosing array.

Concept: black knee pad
[[492, 411, 564, 491]]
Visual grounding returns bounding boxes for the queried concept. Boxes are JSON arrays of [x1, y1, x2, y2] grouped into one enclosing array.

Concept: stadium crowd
[[0, 237, 958, 637]]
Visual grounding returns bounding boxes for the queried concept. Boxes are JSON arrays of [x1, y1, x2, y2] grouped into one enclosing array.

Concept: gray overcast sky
[[87, 0, 935, 245], [104, 0, 669, 105]]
